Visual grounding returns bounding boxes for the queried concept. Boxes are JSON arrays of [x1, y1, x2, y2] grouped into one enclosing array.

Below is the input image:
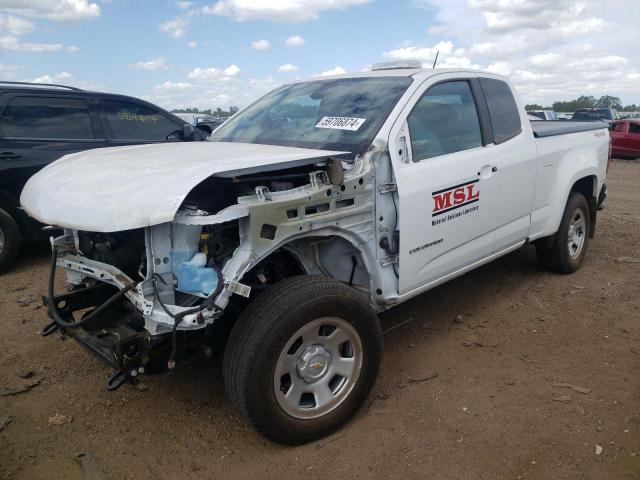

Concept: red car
[[610, 119, 640, 159]]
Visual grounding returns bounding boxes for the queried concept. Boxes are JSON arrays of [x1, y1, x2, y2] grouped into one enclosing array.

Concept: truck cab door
[[475, 77, 537, 251], [388, 75, 500, 295]]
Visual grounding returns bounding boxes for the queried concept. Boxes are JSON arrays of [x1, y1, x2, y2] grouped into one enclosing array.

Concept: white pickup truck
[[21, 63, 610, 445]]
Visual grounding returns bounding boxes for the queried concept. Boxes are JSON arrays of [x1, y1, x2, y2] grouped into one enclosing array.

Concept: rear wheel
[[0, 207, 21, 274], [223, 275, 382, 445], [536, 192, 590, 273]]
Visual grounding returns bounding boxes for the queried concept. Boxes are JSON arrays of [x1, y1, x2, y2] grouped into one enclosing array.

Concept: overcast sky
[[1, 0, 638, 110]]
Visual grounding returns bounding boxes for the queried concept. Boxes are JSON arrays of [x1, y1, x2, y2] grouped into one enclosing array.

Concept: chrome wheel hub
[[297, 344, 332, 383], [567, 208, 586, 259], [274, 317, 363, 419]]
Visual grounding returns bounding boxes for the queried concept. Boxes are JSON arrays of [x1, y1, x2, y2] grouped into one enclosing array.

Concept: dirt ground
[[1, 160, 639, 480]]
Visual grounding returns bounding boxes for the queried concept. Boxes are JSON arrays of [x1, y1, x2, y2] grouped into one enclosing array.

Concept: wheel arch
[[282, 234, 372, 292], [569, 175, 597, 238], [211, 231, 376, 359], [532, 172, 599, 248], [241, 231, 374, 295]]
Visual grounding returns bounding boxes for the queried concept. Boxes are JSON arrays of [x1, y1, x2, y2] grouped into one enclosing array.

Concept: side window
[[478, 78, 521, 144], [612, 123, 627, 133], [407, 81, 482, 161], [0, 96, 95, 139], [100, 99, 182, 141], [629, 123, 640, 134]]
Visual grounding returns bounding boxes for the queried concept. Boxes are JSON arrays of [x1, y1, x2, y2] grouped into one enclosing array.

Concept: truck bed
[[531, 120, 608, 138]]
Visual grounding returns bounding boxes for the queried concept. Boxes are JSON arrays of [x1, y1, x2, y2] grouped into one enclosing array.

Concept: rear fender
[[531, 141, 604, 242], [535, 172, 598, 247]]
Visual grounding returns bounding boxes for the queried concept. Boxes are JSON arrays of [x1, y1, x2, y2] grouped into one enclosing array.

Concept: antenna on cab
[[432, 50, 440, 69]]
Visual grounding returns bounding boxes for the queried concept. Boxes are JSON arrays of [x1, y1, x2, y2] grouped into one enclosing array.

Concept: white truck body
[[20, 67, 609, 442], [22, 67, 609, 321]]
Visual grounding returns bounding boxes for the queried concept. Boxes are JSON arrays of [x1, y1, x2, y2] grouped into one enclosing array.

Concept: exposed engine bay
[[41, 152, 391, 389]]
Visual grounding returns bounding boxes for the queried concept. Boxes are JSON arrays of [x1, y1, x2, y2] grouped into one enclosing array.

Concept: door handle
[[477, 165, 498, 177], [0, 152, 21, 161]]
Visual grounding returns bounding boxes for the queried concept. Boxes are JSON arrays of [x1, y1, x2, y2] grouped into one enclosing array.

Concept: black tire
[[223, 275, 382, 445], [536, 192, 590, 274], [0, 207, 21, 274]]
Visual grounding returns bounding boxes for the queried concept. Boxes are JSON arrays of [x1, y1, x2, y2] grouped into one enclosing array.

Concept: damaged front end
[[43, 222, 226, 389], [40, 155, 378, 390]]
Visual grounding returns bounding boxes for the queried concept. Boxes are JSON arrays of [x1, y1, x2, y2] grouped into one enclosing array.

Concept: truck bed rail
[[531, 120, 608, 138]]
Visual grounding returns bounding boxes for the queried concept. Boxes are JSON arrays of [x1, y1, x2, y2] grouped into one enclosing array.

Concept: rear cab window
[[478, 78, 522, 144], [0, 96, 96, 139], [99, 99, 183, 141]]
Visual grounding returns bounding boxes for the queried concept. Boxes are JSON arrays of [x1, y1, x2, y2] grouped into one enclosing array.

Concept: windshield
[[211, 77, 413, 154], [573, 109, 613, 120]]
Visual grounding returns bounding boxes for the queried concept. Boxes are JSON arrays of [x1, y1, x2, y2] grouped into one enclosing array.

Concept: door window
[[100, 99, 183, 141], [478, 78, 522, 144], [407, 81, 482, 161], [629, 123, 640, 134], [612, 123, 627, 132], [0, 96, 95, 139]]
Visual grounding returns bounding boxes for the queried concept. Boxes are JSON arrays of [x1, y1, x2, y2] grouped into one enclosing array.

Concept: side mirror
[[183, 124, 195, 140], [196, 124, 212, 135]]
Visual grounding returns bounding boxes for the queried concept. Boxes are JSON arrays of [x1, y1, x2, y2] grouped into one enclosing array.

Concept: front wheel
[[536, 192, 590, 274], [223, 275, 382, 445]]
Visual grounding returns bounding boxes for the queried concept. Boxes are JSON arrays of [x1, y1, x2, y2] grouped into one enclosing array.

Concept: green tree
[[525, 104, 545, 110], [596, 95, 622, 110], [552, 95, 596, 112]]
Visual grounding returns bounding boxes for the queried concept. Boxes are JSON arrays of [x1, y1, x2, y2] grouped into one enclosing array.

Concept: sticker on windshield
[[315, 116, 366, 131]]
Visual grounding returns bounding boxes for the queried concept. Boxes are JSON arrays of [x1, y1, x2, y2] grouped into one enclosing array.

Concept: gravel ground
[[0, 159, 638, 480]]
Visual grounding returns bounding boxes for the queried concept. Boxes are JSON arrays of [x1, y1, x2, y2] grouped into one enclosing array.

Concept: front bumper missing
[[56, 250, 219, 333], [56, 250, 153, 315], [44, 238, 224, 389], [42, 283, 170, 390]]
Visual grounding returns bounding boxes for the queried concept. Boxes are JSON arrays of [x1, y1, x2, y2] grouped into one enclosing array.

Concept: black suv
[[0, 81, 206, 273]]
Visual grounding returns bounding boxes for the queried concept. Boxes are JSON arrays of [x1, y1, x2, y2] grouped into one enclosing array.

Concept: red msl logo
[[432, 181, 480, 215]]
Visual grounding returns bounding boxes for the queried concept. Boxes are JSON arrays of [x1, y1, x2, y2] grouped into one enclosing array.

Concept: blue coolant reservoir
[[173, 252, 218, 297]]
